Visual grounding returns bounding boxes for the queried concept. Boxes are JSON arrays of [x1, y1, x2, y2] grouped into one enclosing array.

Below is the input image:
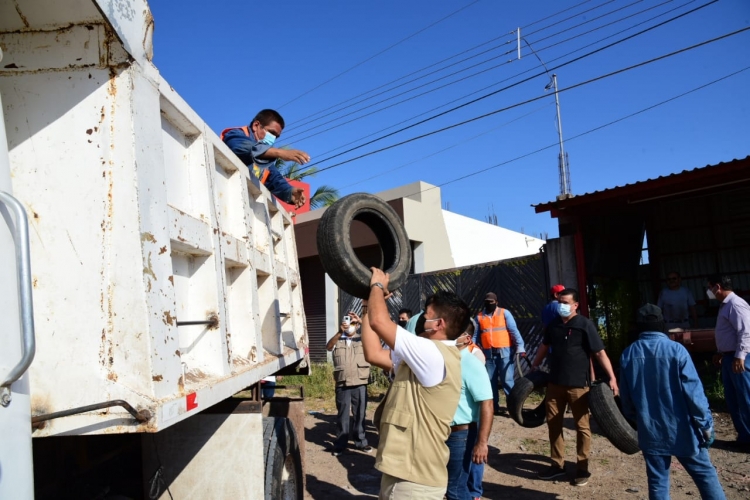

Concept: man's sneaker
[[538, 465, 566, 480], [357, 445, 373, 453], [331, 448, 345, 457], [574, 470, 591, 486]]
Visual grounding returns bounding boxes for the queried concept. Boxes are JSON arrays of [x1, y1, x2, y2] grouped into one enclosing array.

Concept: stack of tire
[[508, 373, 640, 455]]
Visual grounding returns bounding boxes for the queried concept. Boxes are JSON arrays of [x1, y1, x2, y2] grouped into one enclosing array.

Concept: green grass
[[280, 363, 390, 408], [699, 363, 726, 412]]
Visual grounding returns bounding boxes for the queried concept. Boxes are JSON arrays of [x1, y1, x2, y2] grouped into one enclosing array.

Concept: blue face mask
[[558, 303, 573, 317], [260, 130, 277, 146]]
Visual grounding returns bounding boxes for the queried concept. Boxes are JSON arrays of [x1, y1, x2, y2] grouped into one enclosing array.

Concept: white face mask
[[347, 326, 356, 335], [706, 289, 717, 301]]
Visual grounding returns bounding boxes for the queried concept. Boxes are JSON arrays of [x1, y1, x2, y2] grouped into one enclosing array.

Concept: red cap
[[551, 284, 565, 295]]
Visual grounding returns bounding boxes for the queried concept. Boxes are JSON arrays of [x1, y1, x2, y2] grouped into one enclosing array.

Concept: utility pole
[[547, 74, 571, 197]]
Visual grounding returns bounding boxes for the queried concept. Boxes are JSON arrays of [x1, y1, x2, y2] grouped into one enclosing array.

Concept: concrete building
[[295, 181, 545, 362]]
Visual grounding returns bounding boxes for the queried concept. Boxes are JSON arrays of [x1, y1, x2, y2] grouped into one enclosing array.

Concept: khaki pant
[[545, 383, 591, 472], [379, 473, 446, 500]]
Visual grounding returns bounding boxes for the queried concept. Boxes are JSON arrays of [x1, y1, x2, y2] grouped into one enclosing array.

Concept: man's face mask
[[558, 303, 574, 317], [484, 301, 497, 313], [397, 319, 408, 328], [706, 287, 717, 300], [260, 129, 277, 146]]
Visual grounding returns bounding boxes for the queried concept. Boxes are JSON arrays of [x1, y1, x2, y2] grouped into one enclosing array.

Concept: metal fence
[[339, 252, 549, 371]]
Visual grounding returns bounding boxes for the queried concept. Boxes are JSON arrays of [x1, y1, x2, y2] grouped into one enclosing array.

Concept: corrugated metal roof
[[533, 155, 750, 213]]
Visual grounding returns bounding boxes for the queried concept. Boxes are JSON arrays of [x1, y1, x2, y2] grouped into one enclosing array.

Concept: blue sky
[[149, 0, 750, 239]]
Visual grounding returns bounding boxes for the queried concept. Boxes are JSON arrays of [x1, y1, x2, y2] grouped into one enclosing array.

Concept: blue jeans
[[484, 349, 515, 412], [446, 429, 470, 500], [467, 424, 483, 498], [721, 354, 750, 444], [643, 449, 726, 500]]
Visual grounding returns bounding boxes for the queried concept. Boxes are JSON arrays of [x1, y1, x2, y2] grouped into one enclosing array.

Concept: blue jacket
[[541, 300, 560, 327], [619, 331, 713, 456], [221, 127, 294, 203]]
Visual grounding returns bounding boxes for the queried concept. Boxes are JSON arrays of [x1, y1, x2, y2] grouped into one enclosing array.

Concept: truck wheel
[[263, 417, 303, 500], [317, 193, 412, 299], [508, 371, 549, 428], [589, 381, 640, 455]]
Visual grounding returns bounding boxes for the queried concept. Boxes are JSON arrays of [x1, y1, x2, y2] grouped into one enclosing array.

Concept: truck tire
[[508, 371, 549, 428], [317, 193, 412, 299], [589, 381, 640, 455], [263, 417, 303, 500]]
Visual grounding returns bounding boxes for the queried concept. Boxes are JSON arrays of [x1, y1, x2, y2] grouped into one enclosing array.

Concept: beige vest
[[375, 340, 461, 488], [332, 336, 370, 387]]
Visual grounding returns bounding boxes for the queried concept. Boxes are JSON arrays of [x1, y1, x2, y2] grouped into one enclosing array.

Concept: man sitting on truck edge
[[326, 315, 372, 456], [361, 268, 466, 499], [221, 109, 310, 208]]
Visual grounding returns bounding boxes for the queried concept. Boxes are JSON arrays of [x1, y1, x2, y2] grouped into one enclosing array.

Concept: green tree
[[276, 159, 340, 210]]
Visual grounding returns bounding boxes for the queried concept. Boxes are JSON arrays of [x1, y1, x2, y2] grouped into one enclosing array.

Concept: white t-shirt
[[392, 325, 454, 388]]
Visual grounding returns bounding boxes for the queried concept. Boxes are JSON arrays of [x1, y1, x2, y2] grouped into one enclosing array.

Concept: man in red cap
[[542, 285, 566, 327]]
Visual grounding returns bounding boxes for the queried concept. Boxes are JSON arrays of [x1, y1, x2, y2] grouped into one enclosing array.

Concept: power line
[[295, 0, 719, 177], [276, 0, 482, 110], [301, 24, 749, 178], [529, 0, 645, 46], [414, 65, 750, 195], [521, 0, 594, 30], [339, 103, 555, 189], [287, 0, 613, 129], [284, 0, 692, 143], [525, 0, 616, 37], [309, 0, 697, 160]]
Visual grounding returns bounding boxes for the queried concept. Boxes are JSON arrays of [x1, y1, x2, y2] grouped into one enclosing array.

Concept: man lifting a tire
[[360, 268, 467, 499], [530, 288, 619, 487]]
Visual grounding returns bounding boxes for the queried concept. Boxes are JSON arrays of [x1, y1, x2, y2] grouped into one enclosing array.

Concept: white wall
[[443, 210, 545, 267]]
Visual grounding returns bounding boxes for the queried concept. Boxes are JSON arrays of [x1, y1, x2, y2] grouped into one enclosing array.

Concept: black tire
[[508, 371, 549, 428], [589, 381, 640, 455], [317, 193, 412, 299], [263, 417, 303, 500]]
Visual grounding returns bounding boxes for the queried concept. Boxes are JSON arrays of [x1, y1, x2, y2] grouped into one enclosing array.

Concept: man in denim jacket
[[620, 304, 725, 500], [221, 109, 310, 208]]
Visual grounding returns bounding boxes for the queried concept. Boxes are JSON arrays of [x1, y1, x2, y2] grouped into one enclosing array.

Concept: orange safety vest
[[219, 126, 270, 183], [477, 309, 510, 349]]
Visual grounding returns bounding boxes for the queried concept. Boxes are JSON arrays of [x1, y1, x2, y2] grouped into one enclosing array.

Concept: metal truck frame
[[0, 1, 308, 498]]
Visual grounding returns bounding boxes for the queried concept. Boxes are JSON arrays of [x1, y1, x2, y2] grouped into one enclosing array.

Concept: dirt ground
[[302, 399, 750, 499]]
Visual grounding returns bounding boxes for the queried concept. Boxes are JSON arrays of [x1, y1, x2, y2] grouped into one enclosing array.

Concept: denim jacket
[[619, 331, 713, 456], [222, 128, 294, 203]]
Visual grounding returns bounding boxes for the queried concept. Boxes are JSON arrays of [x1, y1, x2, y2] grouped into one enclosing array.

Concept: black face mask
[[414, 314, 427, 335], [485, 302, 497, 313], [397, 320, 408, 328]]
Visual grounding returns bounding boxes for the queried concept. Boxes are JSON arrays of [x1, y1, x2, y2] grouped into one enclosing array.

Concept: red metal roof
[[533, 156, 750, 215]]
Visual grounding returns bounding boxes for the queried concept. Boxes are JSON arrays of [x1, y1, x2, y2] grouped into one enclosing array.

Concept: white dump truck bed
[[0, 0, 308, 437]]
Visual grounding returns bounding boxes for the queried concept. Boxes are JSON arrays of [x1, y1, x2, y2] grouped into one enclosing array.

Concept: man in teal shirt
[[446, 331, 493, 500]]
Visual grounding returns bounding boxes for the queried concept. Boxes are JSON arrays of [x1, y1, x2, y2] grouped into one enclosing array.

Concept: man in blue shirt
[[541, 284, 565, 327], [446, 332, 493, 500], [221, 109, 310, 208], [707, 274, 750, 450], [620, 304, 725, 500], [472, 292, 526, 416]]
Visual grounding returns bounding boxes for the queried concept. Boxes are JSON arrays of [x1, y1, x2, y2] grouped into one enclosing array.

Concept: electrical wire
[[306, 0, 698, 161], [284, 0, 695, 143], [409, 65, 750, 196], [339, 103, 554, 189], [529, 0, 645, 46], [525, 0, 616, 37], [300, 24, 749, 178], [294, 0, 720, 178], [287, 0, 614, 128], [277, 0, 482, 110], [309, 0, 698, 160]]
